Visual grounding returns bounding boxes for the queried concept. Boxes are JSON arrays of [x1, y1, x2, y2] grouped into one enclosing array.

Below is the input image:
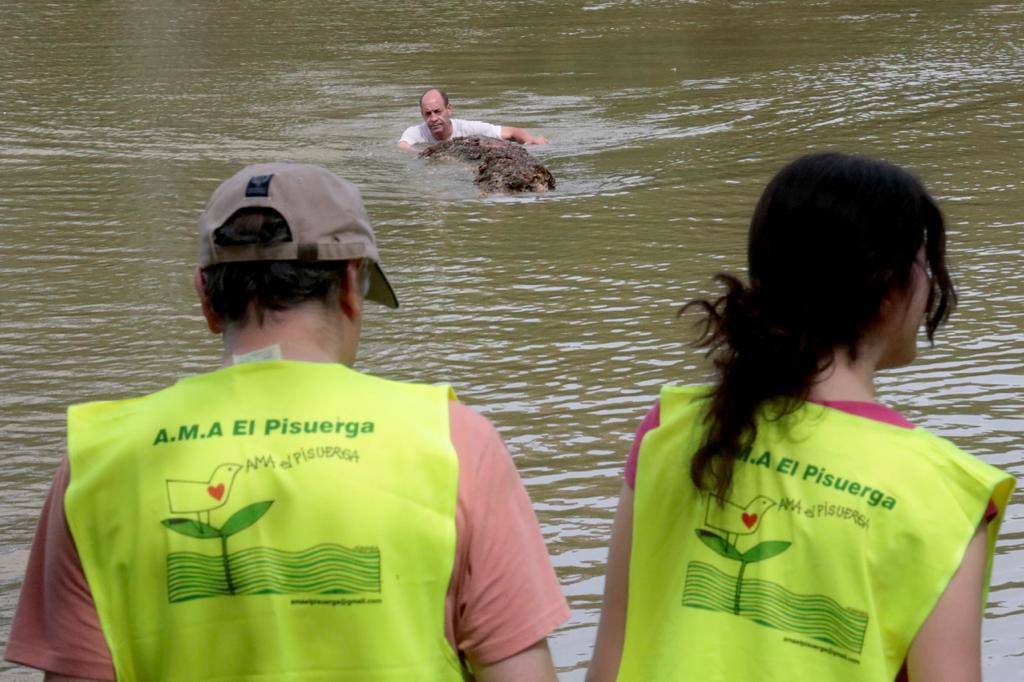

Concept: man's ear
[[339, 260, 364, 323], [193, 267, 223, 334]]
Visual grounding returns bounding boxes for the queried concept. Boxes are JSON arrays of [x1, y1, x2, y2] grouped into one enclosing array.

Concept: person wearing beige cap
[[4, 163, 569, 681]]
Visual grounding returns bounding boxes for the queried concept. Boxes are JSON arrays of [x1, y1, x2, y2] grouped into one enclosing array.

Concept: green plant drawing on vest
[[162, 501, 273, 595], [695, 529, 790, 613], [161, 463, 384, 603], [698, 493, 787, 613], [684, 493, 871, 655]]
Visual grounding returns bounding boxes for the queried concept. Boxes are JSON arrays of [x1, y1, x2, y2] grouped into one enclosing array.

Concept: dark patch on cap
[[297, 243, 319, 261], [245, 174, 274, 197]]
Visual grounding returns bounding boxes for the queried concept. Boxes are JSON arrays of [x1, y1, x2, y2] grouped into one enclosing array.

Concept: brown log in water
[[418, 136, 555, 194]]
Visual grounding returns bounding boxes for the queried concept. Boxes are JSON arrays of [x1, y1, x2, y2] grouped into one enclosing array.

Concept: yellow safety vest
[[620, 385, 1014, 681], [65, 360, 465, 681]]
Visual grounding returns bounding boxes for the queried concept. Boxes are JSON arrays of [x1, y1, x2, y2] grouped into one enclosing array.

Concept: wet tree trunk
[[419, 136, 556, 194]]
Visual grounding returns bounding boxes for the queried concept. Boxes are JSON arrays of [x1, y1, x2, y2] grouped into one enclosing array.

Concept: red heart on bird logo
[[741, 513, 758, 529], [208, 483, 225, 501]]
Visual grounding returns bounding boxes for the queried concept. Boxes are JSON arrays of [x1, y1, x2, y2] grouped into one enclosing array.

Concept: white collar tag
[[232, 344, 283, 365]]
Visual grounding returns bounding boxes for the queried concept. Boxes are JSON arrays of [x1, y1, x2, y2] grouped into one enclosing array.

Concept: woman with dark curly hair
[[588, 152, 1014, 682]]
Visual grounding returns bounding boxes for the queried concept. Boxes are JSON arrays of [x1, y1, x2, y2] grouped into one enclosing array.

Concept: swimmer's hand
[[502, 126, 550, 146]]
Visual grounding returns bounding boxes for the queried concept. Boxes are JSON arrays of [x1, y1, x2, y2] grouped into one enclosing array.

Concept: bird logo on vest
[[686, 494, 868, 651], [166, 463, 242, 525], [704, 494, 776, 548]]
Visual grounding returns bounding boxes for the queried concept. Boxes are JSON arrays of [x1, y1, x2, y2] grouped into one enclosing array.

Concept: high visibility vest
[[619, 385, 1014, 681], [65, 361, 465, 681]]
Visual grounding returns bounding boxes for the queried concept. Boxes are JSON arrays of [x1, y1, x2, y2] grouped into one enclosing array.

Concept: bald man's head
[[420, 88, 449, 108], [419, 89, 454, 141]]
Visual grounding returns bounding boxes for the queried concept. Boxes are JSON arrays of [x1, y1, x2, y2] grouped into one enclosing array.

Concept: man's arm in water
[[397, 124, 421, 150], [501, 126, 549, 145]]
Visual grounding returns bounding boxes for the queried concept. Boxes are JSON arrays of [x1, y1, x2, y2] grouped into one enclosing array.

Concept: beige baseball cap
[[197, 162, 398, 309]]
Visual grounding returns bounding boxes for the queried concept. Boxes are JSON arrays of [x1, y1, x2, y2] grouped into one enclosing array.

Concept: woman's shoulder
[[656, 384, 711, 421], [902, 427, 1013, 499]]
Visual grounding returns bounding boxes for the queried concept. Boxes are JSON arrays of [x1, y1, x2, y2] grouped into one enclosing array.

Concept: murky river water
[[1, 1, 1021, 679]]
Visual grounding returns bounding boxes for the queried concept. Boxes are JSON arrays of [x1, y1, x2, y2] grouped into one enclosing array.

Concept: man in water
[[4, 163, 568, 680], [399, 88, 550, 149]]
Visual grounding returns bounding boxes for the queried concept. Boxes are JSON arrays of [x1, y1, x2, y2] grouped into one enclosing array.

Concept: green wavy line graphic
[[683, 561, 868, 653], [167, 545, 382, 603], [707, 584, 866, 637]]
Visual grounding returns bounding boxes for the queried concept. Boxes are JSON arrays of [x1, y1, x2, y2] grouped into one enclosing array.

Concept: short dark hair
[[420, 88, 449, 108], [684, 152, 956, 499], [202, 209, 351, 326]]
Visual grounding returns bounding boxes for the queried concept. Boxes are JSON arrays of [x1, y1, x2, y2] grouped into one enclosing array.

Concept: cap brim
[[366, 262, 399, 309]]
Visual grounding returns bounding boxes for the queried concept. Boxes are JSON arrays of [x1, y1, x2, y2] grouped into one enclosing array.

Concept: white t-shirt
[[399, 118, 504, 146]]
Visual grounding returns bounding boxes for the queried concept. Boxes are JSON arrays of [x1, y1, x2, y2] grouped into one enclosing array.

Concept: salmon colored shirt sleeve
[[4, 460, 114, 680], [4, 401, 569, 677], [446, 401, 570, 664]]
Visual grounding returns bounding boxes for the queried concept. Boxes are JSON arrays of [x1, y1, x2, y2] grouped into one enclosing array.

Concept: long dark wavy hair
[[683, 152, 957, 500]]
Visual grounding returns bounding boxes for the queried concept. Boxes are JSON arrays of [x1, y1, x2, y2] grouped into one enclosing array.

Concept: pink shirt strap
[[624, 400, 661, 489], [815, 400, 916, 429], [625, 398, 918, 490], [623, 397, 999, 525]]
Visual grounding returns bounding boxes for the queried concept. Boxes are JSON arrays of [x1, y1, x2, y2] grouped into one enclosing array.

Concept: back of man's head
[[197, 163, 398, 327]]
